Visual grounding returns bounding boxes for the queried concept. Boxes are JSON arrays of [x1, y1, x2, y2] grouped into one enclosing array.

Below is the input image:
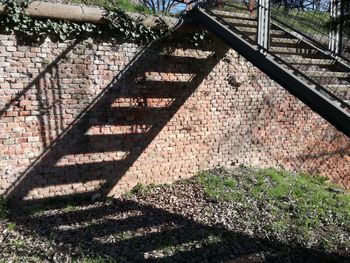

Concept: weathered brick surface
[[0, 34, 349, 201]]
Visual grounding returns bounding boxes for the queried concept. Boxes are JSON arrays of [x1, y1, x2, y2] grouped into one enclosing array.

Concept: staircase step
[[283, 57, 335, 66], [223, 18, 257, 27], [212, 10, 255, 20], [325, 84, 350, 92], [271, 37, 300, 44], [270, 46, 314, 52], [270, 46, 317, 55], [271, 42, 307, 48], [233, 26, 284, 35], [305, 71, 350, 78]]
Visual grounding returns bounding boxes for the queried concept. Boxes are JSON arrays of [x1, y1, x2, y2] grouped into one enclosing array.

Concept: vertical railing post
[[257, 0, 271, 52], [329, 0, 342, 56]]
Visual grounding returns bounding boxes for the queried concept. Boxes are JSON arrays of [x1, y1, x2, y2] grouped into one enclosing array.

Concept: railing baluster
[[257, 0, 271, 52], [329, 0, 342, 56]]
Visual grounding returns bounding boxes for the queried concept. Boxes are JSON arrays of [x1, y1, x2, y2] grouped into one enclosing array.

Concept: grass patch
[[7, 222, 16, 231], [198, 169, 241, 201], [123, 183, 157, 198], [198, 166, 350, 252]]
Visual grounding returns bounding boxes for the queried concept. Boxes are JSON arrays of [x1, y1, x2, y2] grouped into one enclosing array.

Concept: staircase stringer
[[190, 7, 350, 137]]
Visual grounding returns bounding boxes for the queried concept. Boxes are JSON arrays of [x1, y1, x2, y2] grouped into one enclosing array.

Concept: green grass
[[198, 171, 241, 201], [25, 195, 104, 215], [218, 3, 332, 39], [123, 183, 157, 198], [0, 196, 10, 219], [62, 0, 149, 13], [63, 204, 78, 212], [7, 222, 16, 231], [198, 166, 350, 251], [271, 7, 330, 37], [72, 256, 115, 263]]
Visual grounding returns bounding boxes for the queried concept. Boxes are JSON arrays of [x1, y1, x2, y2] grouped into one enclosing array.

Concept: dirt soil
[[1, 179, 349, 262]]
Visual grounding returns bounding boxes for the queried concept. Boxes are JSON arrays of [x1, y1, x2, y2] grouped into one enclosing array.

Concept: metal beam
[[190, 8, 350, 138]]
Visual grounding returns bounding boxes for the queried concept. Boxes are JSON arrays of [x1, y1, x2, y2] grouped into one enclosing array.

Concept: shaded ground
[[1, 167, 350, 262]]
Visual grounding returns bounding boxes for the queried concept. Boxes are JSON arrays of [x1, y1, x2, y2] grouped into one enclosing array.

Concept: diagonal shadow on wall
[[3, 37, 349, 263], [6, 37, 228, 204]]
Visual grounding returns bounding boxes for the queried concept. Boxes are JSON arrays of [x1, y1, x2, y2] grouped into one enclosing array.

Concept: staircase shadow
[[12, 198, 350, 263], [6, 38, 227, 204]]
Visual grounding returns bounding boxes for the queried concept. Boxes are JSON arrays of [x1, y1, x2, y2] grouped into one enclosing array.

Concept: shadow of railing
[[0, 41, 81, 158], [5, 37, 227, 204]]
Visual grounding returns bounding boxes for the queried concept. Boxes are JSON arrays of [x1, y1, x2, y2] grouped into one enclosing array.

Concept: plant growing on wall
[[104, 8, 170, 43], [0, 0, 170, 43]]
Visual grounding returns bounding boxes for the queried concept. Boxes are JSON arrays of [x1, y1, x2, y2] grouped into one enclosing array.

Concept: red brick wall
[[0, 34, 349, 202]]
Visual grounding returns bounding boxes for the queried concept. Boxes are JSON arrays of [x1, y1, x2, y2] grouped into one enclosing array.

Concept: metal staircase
[[185, 0, 350, 137]]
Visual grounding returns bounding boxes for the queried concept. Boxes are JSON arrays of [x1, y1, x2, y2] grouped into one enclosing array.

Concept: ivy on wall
[[104, 9, 169, 43], [0, 0, 209, 47], [0, 0, 169, 44]]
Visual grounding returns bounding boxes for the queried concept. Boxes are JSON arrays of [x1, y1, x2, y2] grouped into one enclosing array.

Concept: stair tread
[[271, 42, 308, 48], [271, 38, 300, 44], [212, 10, 255, 20], [283, 57, 335, 65], [233, 26, 284, 35], [270, 46, 314, 51], [223, 18, 257, 27], [326, 84, 350, 88], [305, 71, 350, 78], [325, 84, 350, 92]]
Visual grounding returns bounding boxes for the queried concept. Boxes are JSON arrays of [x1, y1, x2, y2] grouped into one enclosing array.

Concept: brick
[[0, 33, 348, 202]]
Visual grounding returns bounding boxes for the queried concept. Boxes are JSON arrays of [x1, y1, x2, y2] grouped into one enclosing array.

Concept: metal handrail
[[185, 0, 348, 59]]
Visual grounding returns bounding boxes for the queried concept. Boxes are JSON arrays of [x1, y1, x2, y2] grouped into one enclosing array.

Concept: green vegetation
[[218, 2, 342, 42], [123, 183, 157, 197], [7, 222, 16, 231], [63, 204, 78, 212], [26, 194, 109, 215], [0, 0, 168, 44], [271, 7, 330, 36], [72, 256, 115, 263], [199, 171, 241, 201], [63, 0, 149, 13], [1, 167, 349, 261], [0, 196, 10, 219], [198, 166, 350, 251]]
